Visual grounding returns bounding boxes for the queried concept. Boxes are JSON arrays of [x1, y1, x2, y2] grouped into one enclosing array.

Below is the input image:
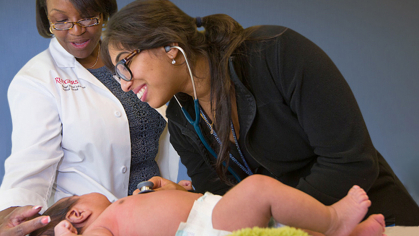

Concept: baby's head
[[30, 193, 111, 236]]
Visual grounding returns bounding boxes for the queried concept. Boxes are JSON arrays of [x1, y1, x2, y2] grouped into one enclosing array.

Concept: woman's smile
[[134, 84, 148, 101]]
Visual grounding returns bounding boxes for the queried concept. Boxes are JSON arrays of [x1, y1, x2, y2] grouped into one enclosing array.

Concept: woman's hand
[[148, 176, 193, 191], [133, 177, 193, 194], [177, 179, 193, 190], [0, 206, 50, 236]]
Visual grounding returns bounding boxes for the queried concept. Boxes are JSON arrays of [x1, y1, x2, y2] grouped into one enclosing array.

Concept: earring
[[49, 26, 54, 34], [172, 59, 176, 64]]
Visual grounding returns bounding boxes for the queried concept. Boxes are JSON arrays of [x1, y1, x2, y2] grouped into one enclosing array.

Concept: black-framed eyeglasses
[[115, 49, 141, 82], [50, 15, 101, 31]]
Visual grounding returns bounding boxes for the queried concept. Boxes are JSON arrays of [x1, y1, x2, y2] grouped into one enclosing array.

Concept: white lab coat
[[0, 38, 179, 212]]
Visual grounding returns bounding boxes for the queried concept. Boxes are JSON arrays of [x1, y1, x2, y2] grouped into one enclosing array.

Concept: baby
[[30, 175, 385, 236]]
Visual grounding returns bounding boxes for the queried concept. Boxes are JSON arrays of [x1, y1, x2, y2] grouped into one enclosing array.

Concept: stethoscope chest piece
[[137, 181, 155, 194]]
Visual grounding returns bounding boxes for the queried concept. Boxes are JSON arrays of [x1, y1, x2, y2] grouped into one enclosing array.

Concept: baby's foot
[[325, 185, 371, 236], [349, 214, 386, 236]]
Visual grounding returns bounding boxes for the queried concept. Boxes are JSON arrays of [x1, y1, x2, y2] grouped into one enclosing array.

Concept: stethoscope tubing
[[169, 45, 241, 182]]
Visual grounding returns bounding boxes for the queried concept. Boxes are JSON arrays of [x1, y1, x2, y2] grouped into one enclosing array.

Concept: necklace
[[87, 44, 100, 69], [200, 113, 214, 134], [200, 108, 254, 176]]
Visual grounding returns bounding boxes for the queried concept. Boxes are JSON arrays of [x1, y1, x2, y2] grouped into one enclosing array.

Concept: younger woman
[[102, 0, 419, 226]]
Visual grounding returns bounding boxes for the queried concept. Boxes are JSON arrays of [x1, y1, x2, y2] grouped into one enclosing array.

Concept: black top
[[89, 67, 166, 195], [166, 25, 419, 226]]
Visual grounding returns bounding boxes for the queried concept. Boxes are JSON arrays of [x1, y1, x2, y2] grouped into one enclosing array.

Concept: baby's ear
[[66, 208, 91, 224]]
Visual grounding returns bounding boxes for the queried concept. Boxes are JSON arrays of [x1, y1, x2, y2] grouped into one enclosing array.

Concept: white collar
[[49, 37, 78, 68]]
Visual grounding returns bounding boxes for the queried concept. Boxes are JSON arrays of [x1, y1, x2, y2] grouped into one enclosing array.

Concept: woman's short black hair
[[36, 0, 118, 38]]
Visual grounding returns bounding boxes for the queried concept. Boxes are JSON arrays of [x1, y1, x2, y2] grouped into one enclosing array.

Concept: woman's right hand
[[133, 176, 193, 194], [149, 176, 193, 191], [0, 206, 50, 236]]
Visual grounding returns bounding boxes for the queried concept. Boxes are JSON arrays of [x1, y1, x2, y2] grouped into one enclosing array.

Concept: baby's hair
[[29, 197, 81, 236]]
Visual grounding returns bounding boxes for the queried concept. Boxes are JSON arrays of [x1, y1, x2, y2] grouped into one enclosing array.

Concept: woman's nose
[[69, 24, 86, 36], [120, 79, 132, 92]]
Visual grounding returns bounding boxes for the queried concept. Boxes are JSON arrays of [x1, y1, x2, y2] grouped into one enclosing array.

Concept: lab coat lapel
[[73, 62, 109, 90], [49, 37, 109, 90]]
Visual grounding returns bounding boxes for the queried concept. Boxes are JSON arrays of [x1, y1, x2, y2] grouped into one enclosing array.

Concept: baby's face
[[74, 192, 112, 213]]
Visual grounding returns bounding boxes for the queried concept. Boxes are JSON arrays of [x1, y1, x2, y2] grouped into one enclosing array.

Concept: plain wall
[[0, 0, 418, 205]]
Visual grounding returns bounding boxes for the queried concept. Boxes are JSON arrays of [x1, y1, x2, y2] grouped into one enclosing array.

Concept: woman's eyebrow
[[115, 52, 129, 63], [49, 8, 67, 14]]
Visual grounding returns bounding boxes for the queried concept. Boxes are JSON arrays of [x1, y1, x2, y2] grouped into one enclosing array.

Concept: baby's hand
[[54, 220, 78, 236]]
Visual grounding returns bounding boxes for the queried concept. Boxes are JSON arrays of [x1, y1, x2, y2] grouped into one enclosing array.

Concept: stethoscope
[[137, 181, 154, 194], [164, 45, 242, 182]]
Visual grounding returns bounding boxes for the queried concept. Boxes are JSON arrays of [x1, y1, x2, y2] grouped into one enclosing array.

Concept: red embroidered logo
[[54, 77, 85, 91], [55, 77, 79, 85]]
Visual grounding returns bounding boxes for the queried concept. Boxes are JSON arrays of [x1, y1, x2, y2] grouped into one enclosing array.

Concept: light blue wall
[[1, 0, 418, 204]]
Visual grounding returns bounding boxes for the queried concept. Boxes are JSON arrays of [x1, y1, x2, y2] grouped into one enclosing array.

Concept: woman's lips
[[134, 84, 147, 101], [71, 39, 90, 49]]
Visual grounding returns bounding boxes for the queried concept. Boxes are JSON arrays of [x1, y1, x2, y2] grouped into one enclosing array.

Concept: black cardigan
[[167, 25, 419, 226]]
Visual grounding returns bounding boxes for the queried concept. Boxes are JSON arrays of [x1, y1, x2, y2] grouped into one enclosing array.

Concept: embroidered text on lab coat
[[55, 77, 86, 91]]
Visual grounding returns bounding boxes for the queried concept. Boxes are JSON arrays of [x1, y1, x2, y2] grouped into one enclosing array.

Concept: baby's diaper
[[175, 192, 231, 236]]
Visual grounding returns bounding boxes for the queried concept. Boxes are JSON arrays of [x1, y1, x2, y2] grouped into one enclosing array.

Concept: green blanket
[[228, 226, 309, 236]]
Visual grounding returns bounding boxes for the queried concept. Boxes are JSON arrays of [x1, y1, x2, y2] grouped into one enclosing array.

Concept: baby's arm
[[54, 220, 113, 236]]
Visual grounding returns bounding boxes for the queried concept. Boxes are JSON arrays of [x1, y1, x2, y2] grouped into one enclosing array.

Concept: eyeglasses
[[50, 16, 101, 31], [115, 49, 141, 82]]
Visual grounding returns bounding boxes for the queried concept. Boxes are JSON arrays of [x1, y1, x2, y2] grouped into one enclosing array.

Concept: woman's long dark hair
[[102, 0, 256, 184]]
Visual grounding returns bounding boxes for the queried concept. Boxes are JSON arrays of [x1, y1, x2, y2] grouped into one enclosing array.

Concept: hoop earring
[[49, 26, 54, 34], [172, 59, 176, 64]]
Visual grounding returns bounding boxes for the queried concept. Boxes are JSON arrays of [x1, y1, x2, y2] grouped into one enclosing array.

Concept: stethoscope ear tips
[[137, 181, 155, 194], [164, 45, 172, 53]]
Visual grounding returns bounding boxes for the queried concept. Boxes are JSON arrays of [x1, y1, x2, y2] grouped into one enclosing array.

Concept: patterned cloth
[[89, 66, 166, 195]]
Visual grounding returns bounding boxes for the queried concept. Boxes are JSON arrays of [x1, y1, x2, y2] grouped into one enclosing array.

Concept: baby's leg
[[212, 175, 370, 236], [213, 175, 333, 232]]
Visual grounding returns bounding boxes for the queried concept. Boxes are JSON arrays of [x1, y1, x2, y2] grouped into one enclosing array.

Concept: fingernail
[[33, 205, 42, 210], [41, 216, 51, 224]]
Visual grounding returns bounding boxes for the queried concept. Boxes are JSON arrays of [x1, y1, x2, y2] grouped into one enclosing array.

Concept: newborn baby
[[30, 175, 385, 236]]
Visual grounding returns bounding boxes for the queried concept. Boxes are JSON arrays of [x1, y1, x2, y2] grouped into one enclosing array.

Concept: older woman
[[0, 0, 178, 235]]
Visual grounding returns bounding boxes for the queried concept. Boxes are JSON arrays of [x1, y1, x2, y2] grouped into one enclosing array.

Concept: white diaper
[[175, 192, 231, 236]]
